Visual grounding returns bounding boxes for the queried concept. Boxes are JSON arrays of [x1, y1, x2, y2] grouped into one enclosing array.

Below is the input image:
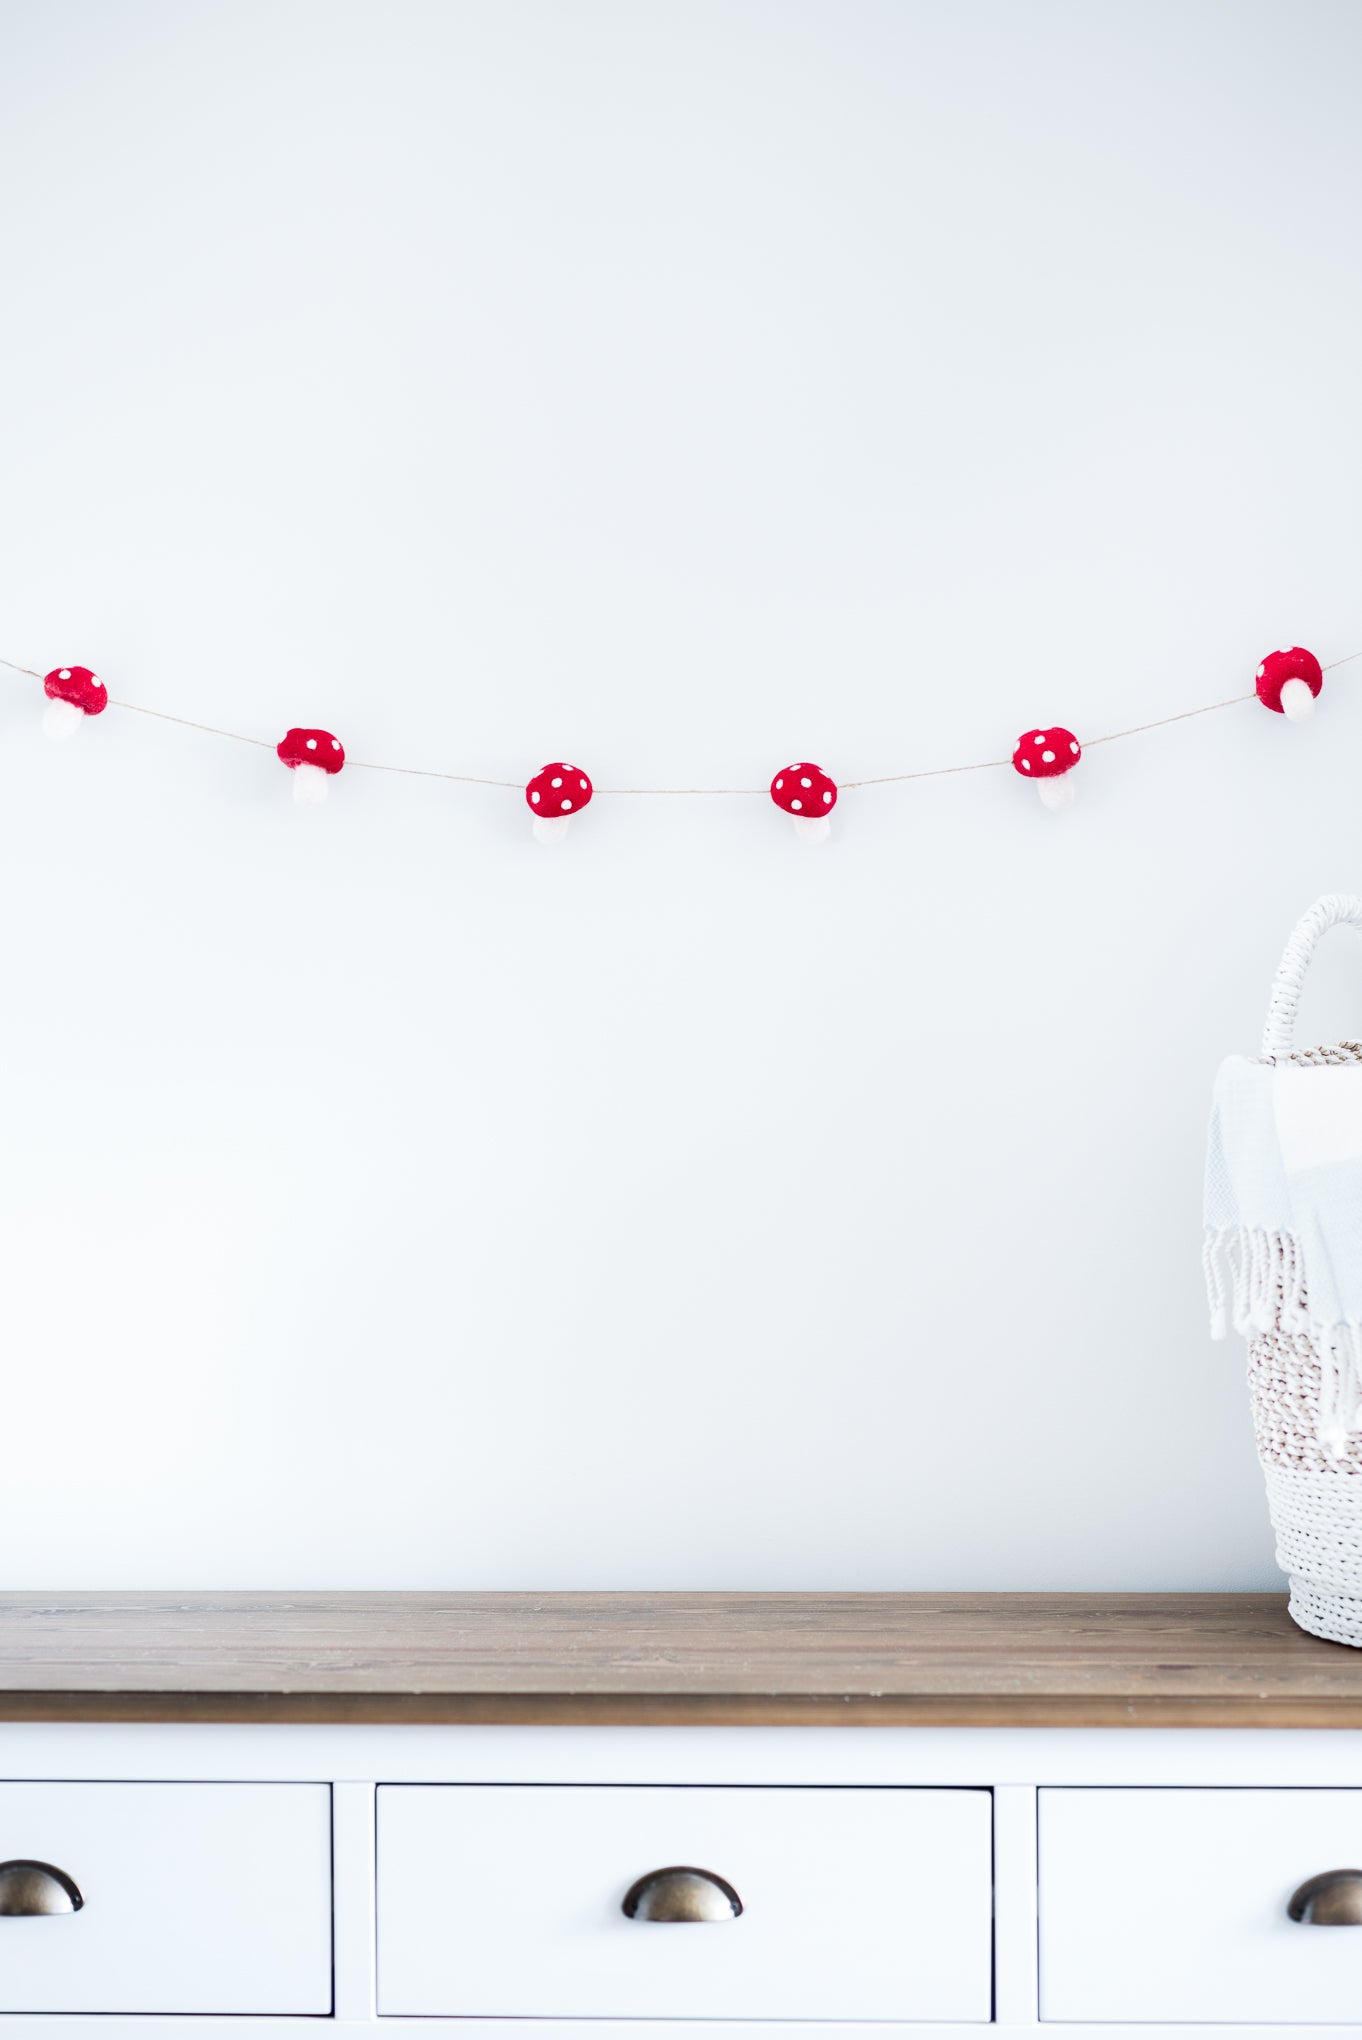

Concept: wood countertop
[[0, 1592, 1357, 1726]]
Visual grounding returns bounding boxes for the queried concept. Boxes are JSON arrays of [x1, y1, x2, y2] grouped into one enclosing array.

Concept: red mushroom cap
[[1256, 647, 1323, 712], [43, 666, 107, 717], [277, 728, 345, 773], [1012, 727, 1081, 779], [770, 762, 837, 816], [525, 762, 592, 816]]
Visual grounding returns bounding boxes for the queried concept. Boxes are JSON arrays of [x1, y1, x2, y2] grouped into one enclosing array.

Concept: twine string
[[112, 699, 276, 751], [3, 645, 1358, 796]]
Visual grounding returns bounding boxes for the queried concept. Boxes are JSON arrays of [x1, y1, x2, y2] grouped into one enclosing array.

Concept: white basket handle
[[1263, 894, 1362, 1057]]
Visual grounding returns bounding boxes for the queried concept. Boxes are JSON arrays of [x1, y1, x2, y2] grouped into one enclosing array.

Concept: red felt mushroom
[[42, 665, 107, 742], [770, 762, 837, 844], [525, 762, 592, 845], [1013, 726, 1081, 810], [1256, 646, 1323, 722], [277, 727, 345, 805]]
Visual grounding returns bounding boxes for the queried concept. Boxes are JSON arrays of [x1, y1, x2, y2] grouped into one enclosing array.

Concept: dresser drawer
[[377, 1783, 992, 2020], [1041, 1787, 1362, 2023], [0, 1782, 331, 2014]]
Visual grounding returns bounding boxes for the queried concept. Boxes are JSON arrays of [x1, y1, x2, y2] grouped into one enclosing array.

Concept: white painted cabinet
[[0, 1781, 331, 2014], [1040, 1787, 1362, 2025], [0, 1726, 1357, 2033], [376, 1783, 993, 2020]]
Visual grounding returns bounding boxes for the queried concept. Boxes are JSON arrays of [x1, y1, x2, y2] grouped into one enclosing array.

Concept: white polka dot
[[800, 776, 812, 788], [1070, 741, 1079, 754], [306, 737, 318, 750], [1033, 733, 1045, 745], [791, 798, 803, 810], [823, 789, 832, 802], [530, 790, 540, 803], [1257, 664, 1266, 678], [1021, 758, 1031, 771], [59, 669, 71, 679], [775, 778, 783, 790], [579, 778, 587, 790], [331, 739, 340, 750], [1042, 749, 1055, 763], [560, 798, 572, 810], [551, 776, 562, 787]]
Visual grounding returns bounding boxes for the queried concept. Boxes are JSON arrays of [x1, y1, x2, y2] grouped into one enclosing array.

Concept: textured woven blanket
[[1205, 1058, 1362, 1452]]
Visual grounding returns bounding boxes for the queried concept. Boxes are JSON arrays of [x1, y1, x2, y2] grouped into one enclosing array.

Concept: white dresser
[[0, 1592, 1359, 2037]]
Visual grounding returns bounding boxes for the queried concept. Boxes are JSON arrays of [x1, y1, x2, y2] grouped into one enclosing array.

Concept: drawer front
[[377, 1783, 991, 2020], [1041, 1788, 1362, 2023], [0, 1782, 331, 2014]]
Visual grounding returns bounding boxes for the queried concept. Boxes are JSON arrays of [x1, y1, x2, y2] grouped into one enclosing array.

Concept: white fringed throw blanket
[[1205, 1057, 1362, 1454]]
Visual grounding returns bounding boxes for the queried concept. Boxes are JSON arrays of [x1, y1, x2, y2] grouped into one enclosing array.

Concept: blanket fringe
[[1205, 1226, 1362, 1454], [1203, 1226, 1308, 1341], [1318, 1323, 1362, 1459]]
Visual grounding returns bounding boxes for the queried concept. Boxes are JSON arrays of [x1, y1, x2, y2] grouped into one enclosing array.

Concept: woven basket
[[1251, 895, 1362, 1646]]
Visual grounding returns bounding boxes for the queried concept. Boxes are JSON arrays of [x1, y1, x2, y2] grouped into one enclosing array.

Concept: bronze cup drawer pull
[[1288, 1871, 1362, 1924], [0, 1860, 83, 1916], [622, 1866, 742, 1922]]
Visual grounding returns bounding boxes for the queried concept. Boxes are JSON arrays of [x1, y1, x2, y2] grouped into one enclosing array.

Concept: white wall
[[1, 0, 1360, 1589]]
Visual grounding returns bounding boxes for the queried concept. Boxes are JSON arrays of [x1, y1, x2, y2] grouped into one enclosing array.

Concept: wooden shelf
[[0, 1591, 1357, 1726]]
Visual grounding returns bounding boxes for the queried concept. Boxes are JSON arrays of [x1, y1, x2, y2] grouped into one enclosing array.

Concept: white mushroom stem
[[791, 815, 832, 846], [292, 762, 332, 807], [1037, 775, 1076, 811], [532, 814, 571, 846], [42, 697, 86, 742], [1281, 677, 1317, 722]]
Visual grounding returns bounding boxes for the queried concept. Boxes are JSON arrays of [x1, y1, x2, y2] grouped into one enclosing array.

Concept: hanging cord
[[3, 646, 1359, 795]]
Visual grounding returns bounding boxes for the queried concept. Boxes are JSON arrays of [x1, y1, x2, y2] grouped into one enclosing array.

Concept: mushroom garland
[[17, 637, 1351, 825], [1257, 646, 1323, 722], [770, 762, 837, 844], [1013, 727, 1081, 809], [277, 727, 345, 805], [526, 761, 592, 844], [42, 666, 107, 742]]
